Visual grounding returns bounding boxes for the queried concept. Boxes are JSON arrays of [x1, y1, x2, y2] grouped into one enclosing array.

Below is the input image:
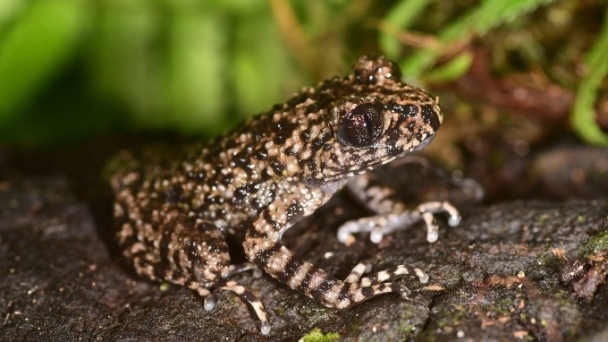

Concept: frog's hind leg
[[120, 215, 271, 334], [244, 234, 415, 310], [176, 220, 270, 334]]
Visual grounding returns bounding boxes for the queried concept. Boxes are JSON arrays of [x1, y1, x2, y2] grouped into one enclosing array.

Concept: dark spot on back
[[165, 184, 184, 204], [234, 186, 249, 201], [271, 161, 285, 174], [286, 203, 304, 223], [272, 119, 299, 145]]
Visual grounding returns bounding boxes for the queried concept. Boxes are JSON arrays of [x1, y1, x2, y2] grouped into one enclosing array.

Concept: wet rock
[[0, 174, 606, 341]]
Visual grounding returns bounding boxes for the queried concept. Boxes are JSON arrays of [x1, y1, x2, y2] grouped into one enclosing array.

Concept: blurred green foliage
[[381, 0, 561, 79], [0, 0, 606, 146], [571, 5, 608, 144], [379, 0, 608, 145], [0, 1, 84, 119], [0, 0, 303, 143]]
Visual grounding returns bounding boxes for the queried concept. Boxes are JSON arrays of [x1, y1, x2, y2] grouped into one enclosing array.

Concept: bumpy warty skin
[[107, 55, 444, 334]]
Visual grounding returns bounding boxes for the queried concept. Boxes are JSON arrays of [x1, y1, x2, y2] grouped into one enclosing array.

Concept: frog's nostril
[[421, 104, 442, 132]]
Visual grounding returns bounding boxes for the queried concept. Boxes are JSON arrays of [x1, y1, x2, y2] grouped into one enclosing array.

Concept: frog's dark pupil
[[338, 103, 384, 147]]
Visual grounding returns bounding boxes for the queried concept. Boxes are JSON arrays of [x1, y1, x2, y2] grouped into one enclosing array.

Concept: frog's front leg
[[337, 174, 461, 245], [243, 192, 426, 310]]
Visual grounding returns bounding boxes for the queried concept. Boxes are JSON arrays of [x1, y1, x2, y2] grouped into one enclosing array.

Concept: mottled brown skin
[[107, 56, 453, 334]]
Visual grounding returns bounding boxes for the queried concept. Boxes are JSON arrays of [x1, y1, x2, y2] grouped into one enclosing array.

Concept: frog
[[106, 55, 461, 335]]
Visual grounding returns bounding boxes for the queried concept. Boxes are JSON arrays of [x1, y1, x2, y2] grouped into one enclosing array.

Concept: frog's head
[[313, 56, 444, 182]]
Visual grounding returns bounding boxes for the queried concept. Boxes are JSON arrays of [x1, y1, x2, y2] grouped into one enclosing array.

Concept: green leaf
[[424, 51, 473, 83], [231, 10, 293, 121], [379, 0, 433, 59], [396, 0, 559, 77], [167, 11, 228, 133], [89, 2, 165, 128], [571, 6, 608, 145], [0, 0, 86, 122]]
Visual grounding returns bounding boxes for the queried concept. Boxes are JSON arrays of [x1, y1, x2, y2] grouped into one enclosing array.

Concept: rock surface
[[0, 170, 607, 341]]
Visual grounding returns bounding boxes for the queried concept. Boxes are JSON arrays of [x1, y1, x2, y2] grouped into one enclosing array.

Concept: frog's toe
[[217, 280, 270, 335], [344, 261, 372, 283], [357, 264, 429, 286], [203, 295, 216, 310]]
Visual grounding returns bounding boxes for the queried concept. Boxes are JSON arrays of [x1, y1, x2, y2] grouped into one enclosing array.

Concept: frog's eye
[[338, 103, 384, 147]]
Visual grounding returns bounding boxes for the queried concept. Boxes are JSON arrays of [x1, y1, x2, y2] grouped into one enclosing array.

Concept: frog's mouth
[[410, 133, 435, 152], [364, 131, 437, 170]]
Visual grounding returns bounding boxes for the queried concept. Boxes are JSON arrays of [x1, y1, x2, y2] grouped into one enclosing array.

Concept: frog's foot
[[344, 261, 429, 285], [244, 231, 423, 311], [190, 280, 270, 335], [338, 264, 436, 305], [337, 201, 461, 245]]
